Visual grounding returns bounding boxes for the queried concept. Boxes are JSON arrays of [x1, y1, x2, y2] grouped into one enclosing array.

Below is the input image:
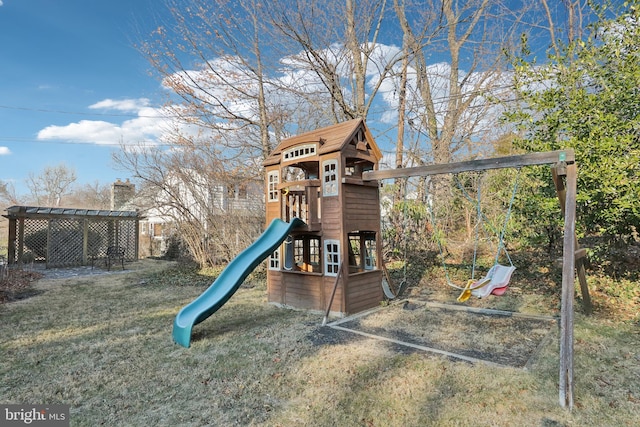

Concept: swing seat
[[471, 264, 516, 298], [491, 286, 509, 296], [382, 277, 396, 299]]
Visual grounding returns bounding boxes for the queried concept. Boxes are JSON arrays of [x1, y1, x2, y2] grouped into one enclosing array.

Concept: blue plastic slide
[[172, 218, 305, 347]]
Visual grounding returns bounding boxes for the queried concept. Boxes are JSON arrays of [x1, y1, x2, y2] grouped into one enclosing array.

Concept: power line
[[0, 104, 167, 119], [0, 136, 169, 147]]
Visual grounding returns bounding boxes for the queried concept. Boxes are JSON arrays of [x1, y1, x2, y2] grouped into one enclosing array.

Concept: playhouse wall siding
[[267, 270, 285, 304], [345, 271, 383, 314], [343, 184, 380, 232], [321, 196, 342, 237], [282, 273, 325, 310], [266, 203, 280, 225], [265, 167, 280, 226], [323, 275, 346, 313], [268, 271, 332, 312]]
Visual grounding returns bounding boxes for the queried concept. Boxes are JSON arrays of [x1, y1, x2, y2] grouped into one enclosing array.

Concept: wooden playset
[[263, 118, 384, 316], [175, 117, 587, 409], [261, 120, 588, 408]]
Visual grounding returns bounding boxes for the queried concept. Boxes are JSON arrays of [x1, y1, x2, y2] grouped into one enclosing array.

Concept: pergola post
[[17, 218, 25, 265], [7, 218, 17, 264]]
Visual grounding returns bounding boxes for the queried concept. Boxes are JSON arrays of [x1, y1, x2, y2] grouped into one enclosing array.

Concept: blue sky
[[0, 0, 165, 197], [0, 0, 581, 202]]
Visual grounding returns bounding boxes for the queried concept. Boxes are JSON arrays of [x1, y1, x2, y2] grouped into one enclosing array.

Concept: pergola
[[3, 205, 141, 268]]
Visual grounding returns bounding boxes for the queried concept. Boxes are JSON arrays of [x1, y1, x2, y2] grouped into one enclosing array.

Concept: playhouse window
[[324, 239, 340, 276], [294, 238, 304, 264], [290, 235, 320, 272], [348, 231, 377, 271], [348, 234, 361, 267], [269, 246, 280, 270], [268, 171, 279, 202], [283, 143, 316, 162], [364, 233, 376, 270], [322, 160, 338, 196], [345, 159, 374, 178], [309, 237, 320, 265]]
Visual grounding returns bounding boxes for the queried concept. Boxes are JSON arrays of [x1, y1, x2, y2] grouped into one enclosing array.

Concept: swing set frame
[[363, 149, 589, 410]]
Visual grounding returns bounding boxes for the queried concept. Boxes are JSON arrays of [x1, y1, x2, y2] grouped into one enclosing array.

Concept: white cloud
[[37, 99, 167, 146], [89, 98, 150, 112], [36, 42, 512, 151], [0, 146, 11, 155]]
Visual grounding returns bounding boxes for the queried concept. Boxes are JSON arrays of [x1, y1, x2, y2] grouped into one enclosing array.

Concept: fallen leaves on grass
[[0, 269, 43, 303]]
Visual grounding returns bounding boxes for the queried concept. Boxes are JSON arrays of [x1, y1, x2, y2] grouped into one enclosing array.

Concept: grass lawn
[[1, 258, 639, 426]]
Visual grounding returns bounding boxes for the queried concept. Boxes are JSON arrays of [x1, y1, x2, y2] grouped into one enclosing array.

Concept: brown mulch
[[0, 269, 44, 303]]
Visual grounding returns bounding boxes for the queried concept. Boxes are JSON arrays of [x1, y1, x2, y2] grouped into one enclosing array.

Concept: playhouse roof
[[263, 118, 382, 166]]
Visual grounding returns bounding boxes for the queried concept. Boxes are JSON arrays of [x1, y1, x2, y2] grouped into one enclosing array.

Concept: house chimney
[[111, 178, 135, 210]]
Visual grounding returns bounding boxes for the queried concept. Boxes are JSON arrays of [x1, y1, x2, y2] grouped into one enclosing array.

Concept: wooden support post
[[82, 219, 89, 266], [17, 218, 25, 266], [7, 218, 17, 264], [322, 262, 344, 326], [134, 219, 140, 261], [46, 220, 52, 268], [559, 161, 577, 409], [552, 164, 592, 315]]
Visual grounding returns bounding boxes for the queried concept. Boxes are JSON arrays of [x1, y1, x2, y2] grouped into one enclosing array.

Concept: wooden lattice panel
[[48, 219, 83, 267], [116, 220, 137, 261], [88, 220, 109, 258], [21, 219, 48, 263]]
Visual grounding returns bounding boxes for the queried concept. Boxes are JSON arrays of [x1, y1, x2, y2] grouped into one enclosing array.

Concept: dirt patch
[[324, 300, 557, 368]]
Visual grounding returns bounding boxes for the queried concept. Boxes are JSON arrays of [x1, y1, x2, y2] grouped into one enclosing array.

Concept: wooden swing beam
[[363, 149, 585, 409]]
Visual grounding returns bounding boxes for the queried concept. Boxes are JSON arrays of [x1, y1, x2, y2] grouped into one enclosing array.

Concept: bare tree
[[26, 164, 77, 207], [114, 138, 264, 267], [0, 180, 19, 206], [268, 0, 402, 126], [66, 181, 111, 209], [385, 0, 533, 250], [140, 0, 284, 161], [393, 0, 526, 167], [127, 0, 537, 262]]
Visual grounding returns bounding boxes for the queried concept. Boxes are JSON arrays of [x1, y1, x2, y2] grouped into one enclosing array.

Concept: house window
[[269, 247, 280, 270], [322, 160, 338, 196], [147, 222, 163, 238], [268, 171, 279, 202], [324, 239, 340, 276], [228, 183, 248, 199]]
